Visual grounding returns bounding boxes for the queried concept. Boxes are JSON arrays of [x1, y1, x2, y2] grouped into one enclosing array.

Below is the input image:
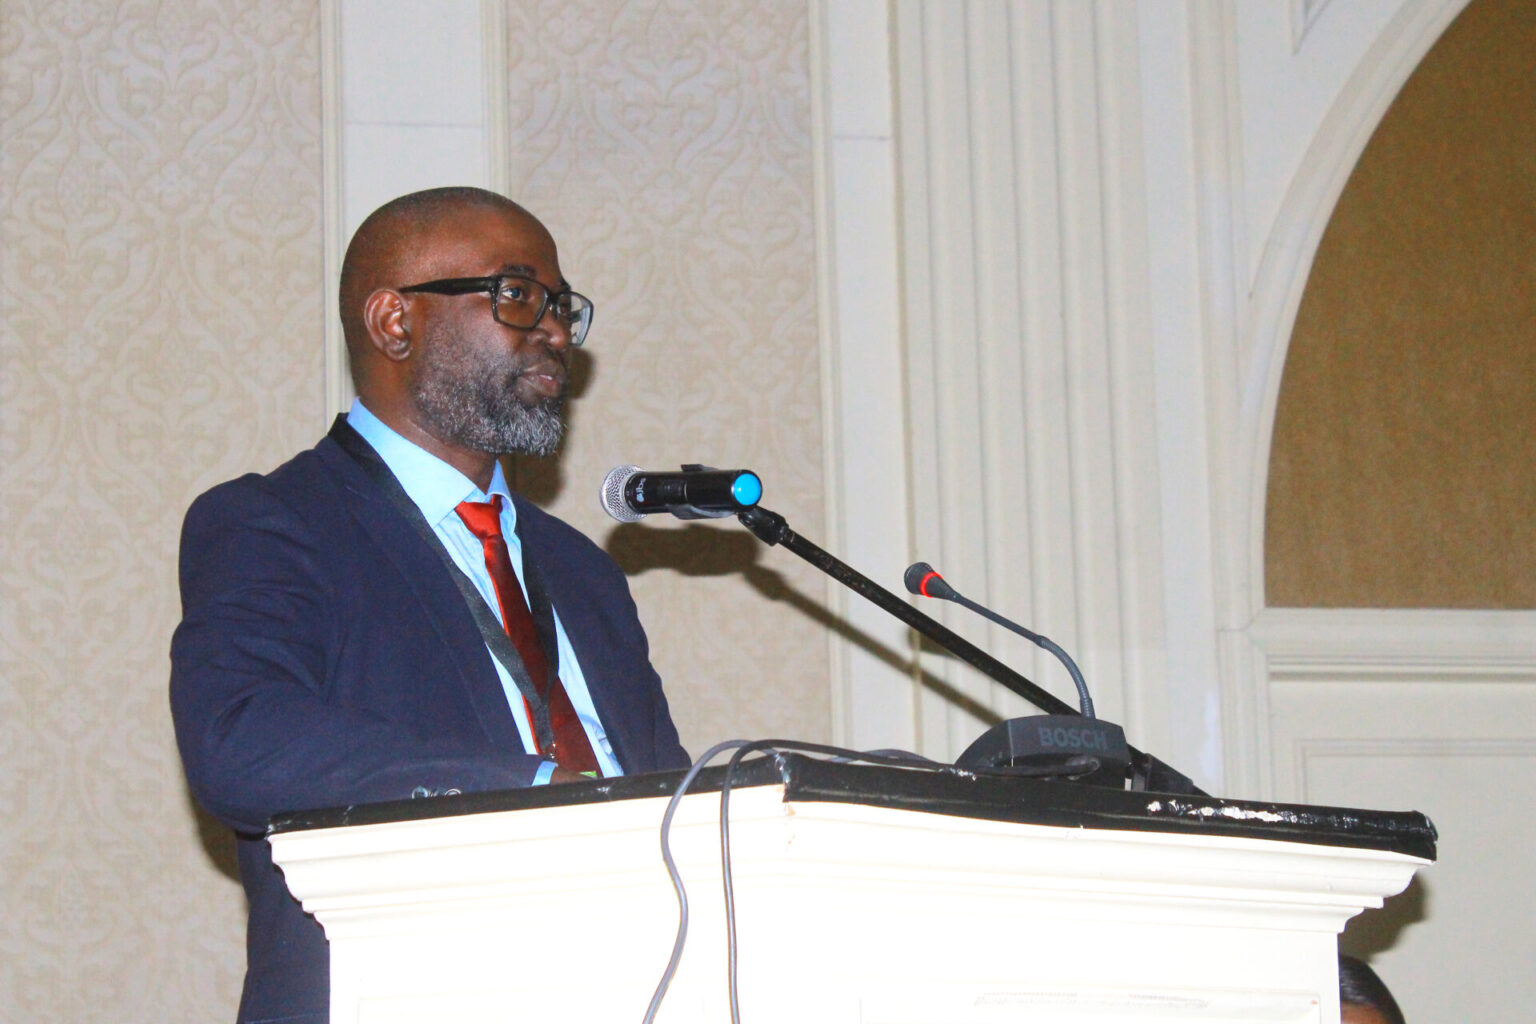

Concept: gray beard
[[411, 345, 566, 458]]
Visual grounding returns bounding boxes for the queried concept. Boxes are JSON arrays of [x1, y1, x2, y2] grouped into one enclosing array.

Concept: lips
[[515, 359, 567, 397]]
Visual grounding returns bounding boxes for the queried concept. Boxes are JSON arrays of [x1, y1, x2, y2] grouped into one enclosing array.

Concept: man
[[1339, 955, 1407, 1024], [171, 187, 689, 1023]]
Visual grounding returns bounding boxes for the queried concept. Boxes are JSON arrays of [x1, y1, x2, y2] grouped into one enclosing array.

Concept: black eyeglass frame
[[397, 275, 593, 346]]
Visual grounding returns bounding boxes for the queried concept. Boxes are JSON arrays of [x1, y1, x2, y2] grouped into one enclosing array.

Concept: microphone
[[601, 464, 763, 523], [904, 561, 1094, 718], [725, 505, 1202, 791], [905, 560, 1135, 784], [905, 562, 959, 602]]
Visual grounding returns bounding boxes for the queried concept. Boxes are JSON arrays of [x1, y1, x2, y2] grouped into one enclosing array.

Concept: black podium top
[[268, 754, 1436, 861]]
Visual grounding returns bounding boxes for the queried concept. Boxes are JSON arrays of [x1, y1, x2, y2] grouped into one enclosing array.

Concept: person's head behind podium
[[338, 186, 593, 486], [1339, 955, 1406, 1024]]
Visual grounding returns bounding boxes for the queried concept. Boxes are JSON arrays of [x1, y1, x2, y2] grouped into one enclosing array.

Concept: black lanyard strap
[[328, 416, 556, 754]]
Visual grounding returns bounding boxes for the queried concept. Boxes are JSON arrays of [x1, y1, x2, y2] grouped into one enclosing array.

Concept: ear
[[362, 288, 411, 362]]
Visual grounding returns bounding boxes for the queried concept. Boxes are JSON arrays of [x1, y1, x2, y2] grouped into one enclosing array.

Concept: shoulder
[[185, 437, 353, 528], [179, 438, 368, 574], [176, 437, 393, 615]]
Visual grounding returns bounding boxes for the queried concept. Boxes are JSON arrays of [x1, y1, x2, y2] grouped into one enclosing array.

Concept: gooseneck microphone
[[731, 502, 1202, 792], [601, 464, 763, 522], [905, 561, 1095, 719], [902, 560, 1142, 784]]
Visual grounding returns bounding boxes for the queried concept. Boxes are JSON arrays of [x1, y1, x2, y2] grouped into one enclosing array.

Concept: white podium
[[267, 757, 1433, 1024]]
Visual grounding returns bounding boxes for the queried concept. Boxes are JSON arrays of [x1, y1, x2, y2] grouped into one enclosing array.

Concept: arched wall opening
[[1264, 0, 1536, 609]]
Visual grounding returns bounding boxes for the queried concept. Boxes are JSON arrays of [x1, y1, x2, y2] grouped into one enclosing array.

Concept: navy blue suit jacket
[[170, 427, 688, 1023]]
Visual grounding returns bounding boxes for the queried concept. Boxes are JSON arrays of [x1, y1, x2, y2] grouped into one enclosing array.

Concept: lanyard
[[327, 416, 559, 754]]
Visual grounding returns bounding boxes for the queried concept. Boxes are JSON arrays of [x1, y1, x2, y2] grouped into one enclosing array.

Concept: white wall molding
[[1258, 608, 1536, 859], [1251, 607, 1536, 679], [1255, 602, 1536, 1024], [1186, 0, 1258, 794], [809, 0, 913, 752], [1289, 0, 1334, 53], [1296, 737, 1536, 761], [1213, 0, 1471, 797], [1151, 0, 1472, 796], [809, 0, 1173, 764], [813, 0, 1502, 808], [480, 0, 509, 198], [320, 0, 347, 425], [807, 0, 843, 743], [1187, 1, 1249, 620], [1261, 631, 1536, 1021], [1092, 0, 1167, 751]]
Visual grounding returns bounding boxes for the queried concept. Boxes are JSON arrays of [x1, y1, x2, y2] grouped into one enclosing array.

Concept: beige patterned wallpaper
[[1, 1, 324, 1018], [1, 1, 824, 1020]]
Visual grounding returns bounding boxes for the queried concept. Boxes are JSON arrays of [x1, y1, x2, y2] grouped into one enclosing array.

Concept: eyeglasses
[[398, 275, 594, 346]]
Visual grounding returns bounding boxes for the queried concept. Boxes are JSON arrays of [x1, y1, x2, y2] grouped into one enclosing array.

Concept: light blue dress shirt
[[347, 400, 623, 782]]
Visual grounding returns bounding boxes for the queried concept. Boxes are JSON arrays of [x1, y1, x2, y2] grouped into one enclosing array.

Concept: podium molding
[[269, 760, 1431, 1023]]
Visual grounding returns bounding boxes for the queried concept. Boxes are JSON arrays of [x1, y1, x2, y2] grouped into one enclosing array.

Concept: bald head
[[339, 187, 539, 387], [1339, 957, 1405, 1024], [335, 187, 576, 487]]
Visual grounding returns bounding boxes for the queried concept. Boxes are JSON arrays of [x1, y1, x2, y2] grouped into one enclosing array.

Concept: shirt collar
[[347, 399, 516, 530]]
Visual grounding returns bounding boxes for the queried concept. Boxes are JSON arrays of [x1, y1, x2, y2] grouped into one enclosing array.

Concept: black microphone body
[[601, 465, 763, 522]]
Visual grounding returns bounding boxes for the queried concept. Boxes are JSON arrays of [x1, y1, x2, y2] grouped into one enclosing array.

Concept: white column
[[320, 0, 508, 419], [811, 0, 916, 752], [824, 1, 1177, 770]]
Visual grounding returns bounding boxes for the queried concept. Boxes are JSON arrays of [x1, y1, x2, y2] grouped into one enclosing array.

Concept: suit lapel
[[316, 438, 525, 754]]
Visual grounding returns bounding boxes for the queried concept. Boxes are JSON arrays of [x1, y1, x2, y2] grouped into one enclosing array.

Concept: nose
[[530, 304, 574, 351]]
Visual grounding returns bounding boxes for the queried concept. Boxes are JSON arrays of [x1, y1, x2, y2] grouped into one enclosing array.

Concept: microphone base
[[956, 716, 1131, 789]]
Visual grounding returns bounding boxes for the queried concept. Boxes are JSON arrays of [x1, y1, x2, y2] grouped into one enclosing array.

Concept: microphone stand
[[737, 506, 1075, 716], [735, 505, 1204, 795]]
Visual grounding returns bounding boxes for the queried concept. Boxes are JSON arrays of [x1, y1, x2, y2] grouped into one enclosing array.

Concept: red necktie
[[454, 496, 600, 774]]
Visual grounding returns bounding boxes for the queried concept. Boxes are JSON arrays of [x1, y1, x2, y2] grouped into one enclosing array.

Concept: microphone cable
[[643, 738, 1098, 1024], [643, 738, 751, 1024], [717, 741, 943, 1024]]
